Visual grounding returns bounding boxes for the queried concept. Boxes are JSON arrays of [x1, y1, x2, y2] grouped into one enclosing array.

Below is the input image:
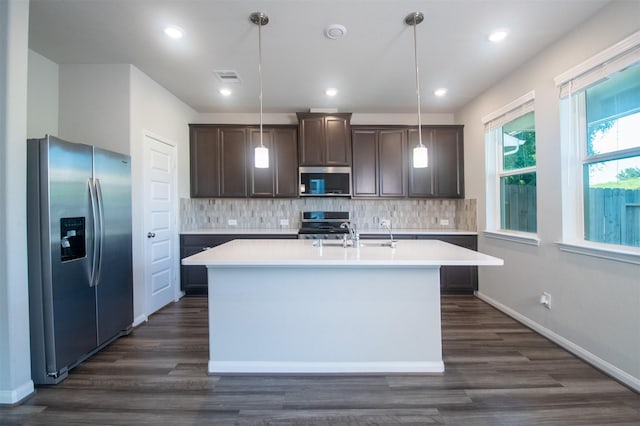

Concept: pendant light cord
[[258, 19, 264, 148], [412, 14, 423, 147]]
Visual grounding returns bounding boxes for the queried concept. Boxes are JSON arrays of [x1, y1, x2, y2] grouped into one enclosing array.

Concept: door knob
[[147, 232, 156, 238]]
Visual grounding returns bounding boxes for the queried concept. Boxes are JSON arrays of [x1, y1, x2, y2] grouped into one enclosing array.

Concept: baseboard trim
[[475, 291, 640, 393], [208, 360, 444, 374], [0, 380, 34, 405], [132, 314, 148, 328]]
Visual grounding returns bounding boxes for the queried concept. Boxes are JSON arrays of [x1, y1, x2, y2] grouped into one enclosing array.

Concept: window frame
[[556, 30, 640, 264], [482, 91, 540, 245]]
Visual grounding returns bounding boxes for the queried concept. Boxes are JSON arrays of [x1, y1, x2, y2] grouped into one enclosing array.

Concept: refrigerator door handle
[[88, 178, 100, 287], [94, 178, 105, 287]]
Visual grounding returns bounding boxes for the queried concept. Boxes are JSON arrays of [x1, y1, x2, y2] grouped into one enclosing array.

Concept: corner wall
[[129, 65, 196, 320], [27, 50, 58, 138], [0, 0, 34, 404], [58, 64, 131, 154], [455, 0, 640, 391]]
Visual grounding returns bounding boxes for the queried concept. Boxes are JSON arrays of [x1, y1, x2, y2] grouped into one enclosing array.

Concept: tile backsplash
[[181, 198, 477, 231]]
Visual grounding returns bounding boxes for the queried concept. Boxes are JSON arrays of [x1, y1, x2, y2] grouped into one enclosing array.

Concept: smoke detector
[[325, 24, 347, 40]]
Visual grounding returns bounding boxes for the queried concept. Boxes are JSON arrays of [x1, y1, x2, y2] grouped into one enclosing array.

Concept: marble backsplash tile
[[181, 198, 477, 231]]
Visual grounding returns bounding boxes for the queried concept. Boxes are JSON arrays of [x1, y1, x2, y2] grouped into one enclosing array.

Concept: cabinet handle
[[147, 232, 156, 238]]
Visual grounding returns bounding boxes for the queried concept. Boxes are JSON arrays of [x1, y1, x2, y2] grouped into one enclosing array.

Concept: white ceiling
[[28, 0, 611, 115]]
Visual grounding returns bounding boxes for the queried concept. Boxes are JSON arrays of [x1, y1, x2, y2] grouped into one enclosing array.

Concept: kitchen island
[[182, 239, 503, 374]]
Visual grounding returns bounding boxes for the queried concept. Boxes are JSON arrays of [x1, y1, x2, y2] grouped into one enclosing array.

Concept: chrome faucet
[[381, 221, 397, 248], [340, 222, 359, 248]]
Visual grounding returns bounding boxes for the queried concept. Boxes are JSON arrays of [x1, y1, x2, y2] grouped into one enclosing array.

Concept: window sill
[[557, 241, 640, 265], [483, 230, 540, 246]]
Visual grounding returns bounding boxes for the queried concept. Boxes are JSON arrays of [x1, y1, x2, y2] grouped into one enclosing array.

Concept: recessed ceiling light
[[164, 26, 184, 39], [488, 29, 508, 43], [434, 88, 447, 97], [325, 24, 347, 40], [219, 88, 232, 97], [325, 88, 338, 97]]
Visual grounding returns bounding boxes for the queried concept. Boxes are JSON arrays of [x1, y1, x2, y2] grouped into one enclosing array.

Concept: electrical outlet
[[380, 219, 391, 228], [439, 219, 450, 226], [540, 292, 552, 309], [227, 219, 237, 226], [280, 219, 289, 227]]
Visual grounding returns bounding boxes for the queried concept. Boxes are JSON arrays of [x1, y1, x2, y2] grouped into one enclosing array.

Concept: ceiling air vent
[[213, 70, 241, 84]]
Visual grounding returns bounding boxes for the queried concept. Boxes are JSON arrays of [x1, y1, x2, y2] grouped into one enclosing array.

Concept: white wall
[[59, 64, 131, 154], [40, 61, 196, 324], [129, 65, 196, 320], [0, 0, 34, 404], [456, 0, 640, 391], [27, 50, 58, 138]]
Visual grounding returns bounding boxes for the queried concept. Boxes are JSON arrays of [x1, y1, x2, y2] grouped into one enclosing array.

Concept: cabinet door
[[248, 127, 298, 198], [180, 234, 296, 296], [180, 235, 234, 295], [416, 235, 478, 294], [273, 127, 298, 197], [378, 129, 407, 197], [432, 126, 464, 198], [219, 127, 247, 197], [190, 126, 220, 197], [352, 129, 378, 197], [298, 116, 325, 165], [325, 115, 351, 165], [407, 128, 434, 197], [407, 126, 464, 198]]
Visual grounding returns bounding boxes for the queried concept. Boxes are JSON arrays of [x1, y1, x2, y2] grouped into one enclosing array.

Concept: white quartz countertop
[[181, 239, 502, 267], [181, 228, 477, 236], [181, 228, 298, 235]]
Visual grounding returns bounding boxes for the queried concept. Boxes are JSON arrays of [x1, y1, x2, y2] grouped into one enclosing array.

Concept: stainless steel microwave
[[299, 166, 352, 197]]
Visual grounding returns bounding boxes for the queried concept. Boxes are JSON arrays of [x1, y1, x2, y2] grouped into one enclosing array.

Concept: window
[[583, 65, 640, 247], [483, 92, 538, 237], [556, 31, 640, 252], [499, 112, 537, 233]]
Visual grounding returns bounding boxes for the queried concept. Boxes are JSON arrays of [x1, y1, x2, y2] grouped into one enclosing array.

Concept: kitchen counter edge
[[181, 228, 478, 236]]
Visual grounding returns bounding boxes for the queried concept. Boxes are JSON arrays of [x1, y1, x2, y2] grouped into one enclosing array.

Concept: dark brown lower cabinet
[[182, 233, 477, 296], [180, 234, 297, 295], [360, 233, 478, 294], [416, 235, 478, 294]]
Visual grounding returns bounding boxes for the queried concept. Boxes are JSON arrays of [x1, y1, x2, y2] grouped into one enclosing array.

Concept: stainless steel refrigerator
[[27, 135, 133, 384]]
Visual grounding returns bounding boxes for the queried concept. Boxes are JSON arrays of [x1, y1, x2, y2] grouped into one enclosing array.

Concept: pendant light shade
[[254, 145, 269, 168], [406, 12, 428, 169], [413, 145, 429, 168], [251, 12, 269, 169]]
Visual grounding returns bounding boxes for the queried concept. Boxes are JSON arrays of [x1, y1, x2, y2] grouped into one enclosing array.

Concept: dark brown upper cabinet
[[190, 124, 298, 199], [408, 125, 464, 198], [352, 127, 407, 198], [248, 126, 298, 198], [190, 125, 220, 197], [190, 125, 247, 198], [219, 127, 248, 197], [297, 112, 352, 166]]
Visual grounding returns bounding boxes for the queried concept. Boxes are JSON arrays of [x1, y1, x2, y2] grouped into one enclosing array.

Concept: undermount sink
[[360, 241, 397, 248], [312, 240, 397, 248]]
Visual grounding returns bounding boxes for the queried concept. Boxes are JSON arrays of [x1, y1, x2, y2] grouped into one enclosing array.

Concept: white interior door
[[143, 132, 179, 314]]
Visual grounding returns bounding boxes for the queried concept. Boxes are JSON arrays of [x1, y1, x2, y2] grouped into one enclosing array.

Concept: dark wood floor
[[2, 296, 639, 426]]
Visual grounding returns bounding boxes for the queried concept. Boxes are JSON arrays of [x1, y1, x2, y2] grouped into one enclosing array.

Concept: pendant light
[[251, 12, 269, 168], [406, 12, 428, 168]]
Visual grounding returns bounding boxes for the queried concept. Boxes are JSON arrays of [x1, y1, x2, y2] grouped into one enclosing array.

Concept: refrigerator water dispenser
[[60, 217, 86, 261]]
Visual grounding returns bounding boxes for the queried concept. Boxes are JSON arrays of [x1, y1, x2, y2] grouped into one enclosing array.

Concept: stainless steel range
[[297, 211, 350, 239]]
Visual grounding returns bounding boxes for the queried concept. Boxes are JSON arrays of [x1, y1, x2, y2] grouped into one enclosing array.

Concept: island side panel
[[207, 266, 444, 373]]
